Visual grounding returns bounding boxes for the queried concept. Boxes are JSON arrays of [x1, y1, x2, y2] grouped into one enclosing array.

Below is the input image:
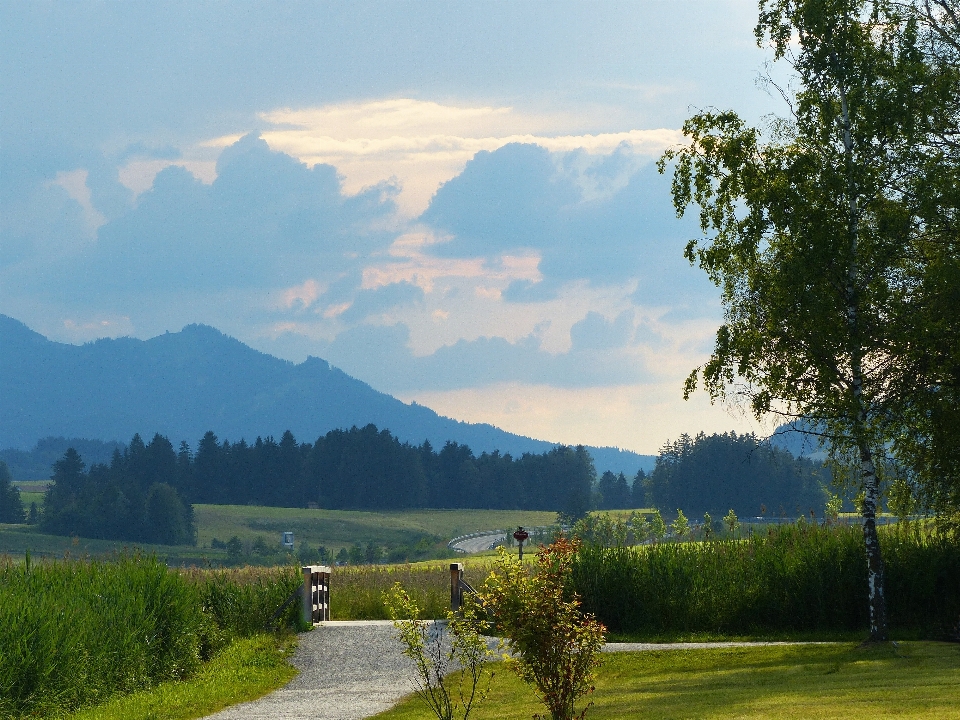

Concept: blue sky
[[1, 1, 789, 453]]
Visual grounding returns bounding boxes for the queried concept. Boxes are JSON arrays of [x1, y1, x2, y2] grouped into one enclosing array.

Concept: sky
[[0, 0, 792, 454]]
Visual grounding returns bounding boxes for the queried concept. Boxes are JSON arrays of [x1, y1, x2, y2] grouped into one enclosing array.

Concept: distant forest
[[40, 446, 195, 545], [37, 425, 597, 543], [1, 437, 125, 481], [30, 426, 830, 545], [641, 431, 829, 518]]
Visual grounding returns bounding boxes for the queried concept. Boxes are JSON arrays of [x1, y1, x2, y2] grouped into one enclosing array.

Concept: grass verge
[[374, 642, 960, 719], [64, 633, 297, 720]]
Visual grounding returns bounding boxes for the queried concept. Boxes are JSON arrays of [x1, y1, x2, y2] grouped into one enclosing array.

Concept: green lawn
[[63, 633, 297, 720], [375, 642, 960, 720]]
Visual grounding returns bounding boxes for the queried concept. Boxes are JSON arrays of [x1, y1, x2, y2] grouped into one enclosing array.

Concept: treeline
[[41, 425, 596, 529], [179, 425, 594, 516], [41, 443, 195, 545], [641, 431, 828, 517], [587, 432, 830, 517], [0, 461, 24, 523], [0, 436, 125, 481], [34, 426, 830, 545]]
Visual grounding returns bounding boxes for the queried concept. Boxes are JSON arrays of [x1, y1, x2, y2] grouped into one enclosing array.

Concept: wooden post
[[450, 562, 464, 611], [302, 565, 331, 625]]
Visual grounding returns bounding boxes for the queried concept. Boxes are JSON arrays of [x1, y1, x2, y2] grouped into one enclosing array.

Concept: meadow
[[4, 521, 960, 720], [0, 505, 559, 564], [375, 642, 960, 720]]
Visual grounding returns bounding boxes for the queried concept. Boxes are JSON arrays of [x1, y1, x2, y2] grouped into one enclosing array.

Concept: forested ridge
[[38, 425, 597, 543], [31, 423, 833, 545], [0, 315, 652, 478]]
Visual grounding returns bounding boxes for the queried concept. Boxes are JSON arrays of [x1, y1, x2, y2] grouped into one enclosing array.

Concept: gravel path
[[204, 621, 417, 720], [203, 622, 839, 720]]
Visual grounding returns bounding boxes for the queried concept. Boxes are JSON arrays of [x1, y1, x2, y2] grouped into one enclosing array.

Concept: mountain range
[[0, 314, 654, 478]]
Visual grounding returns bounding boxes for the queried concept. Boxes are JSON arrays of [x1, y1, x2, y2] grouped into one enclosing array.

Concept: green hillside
[[0, 505, 558, 564]]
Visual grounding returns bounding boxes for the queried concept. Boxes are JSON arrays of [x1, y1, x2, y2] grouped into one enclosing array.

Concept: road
[[449, 531, 506, 553]]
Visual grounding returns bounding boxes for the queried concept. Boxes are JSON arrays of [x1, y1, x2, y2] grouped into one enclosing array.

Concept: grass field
[[63, 634, 297, 720], [375, 642, 960, 719], [0, 506, 559, 563], [0, 524, 214, 563], [194, 505, 558, 552]]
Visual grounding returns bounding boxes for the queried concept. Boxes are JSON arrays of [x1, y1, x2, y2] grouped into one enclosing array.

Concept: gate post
[[302, 565, 331, 625], [450, 562, 464, 611]]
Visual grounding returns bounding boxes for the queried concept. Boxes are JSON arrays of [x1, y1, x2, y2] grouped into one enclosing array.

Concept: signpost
[[513, 526, 529, 561]]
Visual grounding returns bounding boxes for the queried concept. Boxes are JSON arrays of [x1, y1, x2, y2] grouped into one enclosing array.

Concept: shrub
[[383, 583, 494, 720], [479, 540, 605, 720]]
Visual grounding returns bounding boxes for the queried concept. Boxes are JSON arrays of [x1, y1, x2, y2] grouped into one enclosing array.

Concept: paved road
[[449, 532, 505, 553], [203, 622, 838, 720]]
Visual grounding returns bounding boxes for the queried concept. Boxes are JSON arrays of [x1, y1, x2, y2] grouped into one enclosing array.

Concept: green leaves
[[660, 0, 960, 639], [478, 540, 605, 720], [383, 582, 495, 720]]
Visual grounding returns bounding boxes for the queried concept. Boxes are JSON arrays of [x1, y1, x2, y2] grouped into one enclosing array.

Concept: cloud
[[117, 160, 218, 196], [419, 142, 712, 302], [280, 279, 325, 310], [360, 230, 542, 295], [399, 381, 765, 455], [570, 310, 634, 351], [49, 169, 106, 235], [339, 281, 424, 323], [312, 321, 649, 393], [202, 99, 684, 216], [60, 134, 397, 298]]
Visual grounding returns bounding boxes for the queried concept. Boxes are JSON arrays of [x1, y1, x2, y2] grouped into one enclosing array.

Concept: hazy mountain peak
[[0, 315, 654, 475]]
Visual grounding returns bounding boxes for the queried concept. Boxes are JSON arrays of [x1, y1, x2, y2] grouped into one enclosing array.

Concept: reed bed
[[330, 562, 455, 619], [181, 565, 303, 642], [570, 523, 960, 637], [0, 554, 204, 719], [325, 558, 500, 619], [0, 556, 304, 719]]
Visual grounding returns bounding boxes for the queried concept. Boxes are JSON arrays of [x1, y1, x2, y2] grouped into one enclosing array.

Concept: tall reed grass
[[330, 562, 458, 619], [0, 556, 304, 719], [0, 554, 203, 718], [182, 565, 303, 643], [569, 523, 960, 637]]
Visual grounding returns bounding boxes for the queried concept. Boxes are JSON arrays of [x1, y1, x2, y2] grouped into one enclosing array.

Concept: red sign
[[513, 529, 529, 543]]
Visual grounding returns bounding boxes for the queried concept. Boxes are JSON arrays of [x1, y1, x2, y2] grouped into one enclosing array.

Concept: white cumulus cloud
[[201, 99, 684, 216]]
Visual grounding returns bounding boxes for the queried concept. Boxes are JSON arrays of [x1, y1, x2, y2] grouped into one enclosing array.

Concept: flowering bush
[[479, 538, 605, 720]]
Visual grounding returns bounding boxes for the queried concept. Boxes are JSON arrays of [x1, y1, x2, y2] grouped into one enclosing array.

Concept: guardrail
[[448, 525, 558, 553], [447, 529, 508, 553]]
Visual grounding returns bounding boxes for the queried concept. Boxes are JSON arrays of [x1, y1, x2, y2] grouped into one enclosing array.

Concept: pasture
[[195, 504, 558, 553], [0, 505, 559, 564], [376, 642, 960, 720]]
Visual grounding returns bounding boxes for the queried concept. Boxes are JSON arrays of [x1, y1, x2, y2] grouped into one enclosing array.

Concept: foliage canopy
[[659, 0, 960, 640]]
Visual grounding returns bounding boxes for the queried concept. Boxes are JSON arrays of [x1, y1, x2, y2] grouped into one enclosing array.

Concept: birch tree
[[659, 0, 955, 641]]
